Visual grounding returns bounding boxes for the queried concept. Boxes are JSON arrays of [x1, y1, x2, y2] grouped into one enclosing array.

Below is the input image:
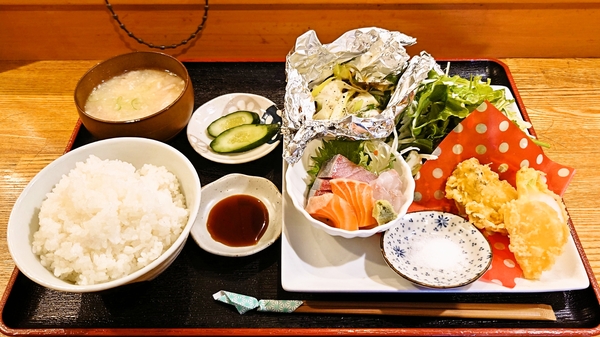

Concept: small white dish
[[380, 211, 492, 289], [285, 138, 415, 239], [186, 93, 280, 164], [191, 173, 282, 257]]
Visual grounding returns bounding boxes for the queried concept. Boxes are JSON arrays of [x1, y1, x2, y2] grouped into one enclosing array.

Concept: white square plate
[[281, 172, 589, 293], [280, 86, 590, 293]]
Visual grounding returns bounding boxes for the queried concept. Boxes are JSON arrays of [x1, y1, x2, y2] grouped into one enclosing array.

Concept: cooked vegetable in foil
[[282, 27, 418, 164]]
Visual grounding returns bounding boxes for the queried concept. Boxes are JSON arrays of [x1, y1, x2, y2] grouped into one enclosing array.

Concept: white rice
[[32, 155, 189, 286]]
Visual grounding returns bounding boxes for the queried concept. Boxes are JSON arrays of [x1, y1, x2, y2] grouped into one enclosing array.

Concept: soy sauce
[[207, 194, 269, 247]]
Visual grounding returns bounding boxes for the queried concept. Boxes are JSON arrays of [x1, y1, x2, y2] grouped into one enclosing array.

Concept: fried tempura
[[445, 158, 570, 280], [445, 158, 517, 234], [501, 167, 569, 280]]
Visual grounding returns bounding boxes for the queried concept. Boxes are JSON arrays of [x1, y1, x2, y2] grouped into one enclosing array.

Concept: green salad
[[395, 70, 542, 155]]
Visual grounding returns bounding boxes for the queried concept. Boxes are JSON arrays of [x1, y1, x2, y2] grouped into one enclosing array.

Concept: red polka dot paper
[[480, 231, 522, 288], [407, 101, 576, 288]]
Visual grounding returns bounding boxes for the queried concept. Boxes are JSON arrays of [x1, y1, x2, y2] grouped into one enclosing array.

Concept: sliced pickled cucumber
[[210, 124, 280, 153], [207, 110, 260, 138]]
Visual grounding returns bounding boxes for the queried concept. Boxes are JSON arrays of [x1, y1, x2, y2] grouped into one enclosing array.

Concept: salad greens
[[395, 70, 543, 155], [307, 138, 396, 183]]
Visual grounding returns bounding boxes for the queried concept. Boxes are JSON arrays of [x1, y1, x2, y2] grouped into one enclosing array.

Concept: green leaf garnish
[[307, 139, 367, 183]]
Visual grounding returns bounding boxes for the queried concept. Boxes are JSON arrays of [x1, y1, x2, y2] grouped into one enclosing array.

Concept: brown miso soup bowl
[[74, 51, 194, 142]]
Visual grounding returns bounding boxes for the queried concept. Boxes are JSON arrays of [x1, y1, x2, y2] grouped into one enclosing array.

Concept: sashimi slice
[[369, 169, 406, 213], [308, 177, 332, 198], [305, 193, 359, 231], [318, 154, 377, 182], [330, 178, 377, 228]]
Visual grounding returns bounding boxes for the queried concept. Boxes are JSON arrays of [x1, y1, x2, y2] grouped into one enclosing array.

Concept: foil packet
[[282, 27, 441, 164]]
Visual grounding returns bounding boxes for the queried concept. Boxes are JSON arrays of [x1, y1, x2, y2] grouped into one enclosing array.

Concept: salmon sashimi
[[310, 154, 377, 198], [305, 193, 359, 231], [330, 178, 378, 228]]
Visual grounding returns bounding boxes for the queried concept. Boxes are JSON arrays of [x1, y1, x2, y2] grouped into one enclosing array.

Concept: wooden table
[[0, 59, 599, 335]]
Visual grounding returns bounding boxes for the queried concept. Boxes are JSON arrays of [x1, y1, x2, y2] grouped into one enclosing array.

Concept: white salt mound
[[32, 155, 189, 286]]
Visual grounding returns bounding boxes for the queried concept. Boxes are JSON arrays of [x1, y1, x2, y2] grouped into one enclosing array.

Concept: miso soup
[[84, 69, 185, 122]]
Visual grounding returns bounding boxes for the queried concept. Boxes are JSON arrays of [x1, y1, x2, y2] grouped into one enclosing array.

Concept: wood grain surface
[[0, 58, 599, 335], [1, 1, 600, 60]]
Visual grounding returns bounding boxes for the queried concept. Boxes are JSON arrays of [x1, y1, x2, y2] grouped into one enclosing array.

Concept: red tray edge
[[2, 59, 600, 337]]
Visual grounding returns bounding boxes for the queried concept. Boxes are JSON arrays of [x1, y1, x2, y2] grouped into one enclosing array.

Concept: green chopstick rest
[[213, 290, 303, 314]]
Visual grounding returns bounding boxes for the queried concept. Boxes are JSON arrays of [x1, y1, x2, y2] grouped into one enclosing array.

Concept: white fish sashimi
[[369, 169, 405, 213]]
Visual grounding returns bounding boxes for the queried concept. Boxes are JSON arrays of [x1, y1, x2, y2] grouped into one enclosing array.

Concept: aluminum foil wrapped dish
[[282, 27, 429, 164]]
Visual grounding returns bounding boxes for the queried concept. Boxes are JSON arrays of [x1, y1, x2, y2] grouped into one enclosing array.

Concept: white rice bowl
[[7, 137, 201, 293], [285, 138, 415, 239]]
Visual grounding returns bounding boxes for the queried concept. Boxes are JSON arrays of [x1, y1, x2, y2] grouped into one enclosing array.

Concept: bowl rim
[[7, 137, 201, 292], [74, 51, 192, 124], [285, 138, 416, 239], [380, 210, 493, 289]]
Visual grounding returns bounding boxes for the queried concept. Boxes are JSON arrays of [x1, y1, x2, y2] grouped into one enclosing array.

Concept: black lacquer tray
[[1, 60, 600, 336]]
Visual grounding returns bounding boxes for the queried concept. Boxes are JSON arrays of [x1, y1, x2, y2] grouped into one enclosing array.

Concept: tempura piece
[[501, 167, 570, 280], [445, 158, 517, 234]]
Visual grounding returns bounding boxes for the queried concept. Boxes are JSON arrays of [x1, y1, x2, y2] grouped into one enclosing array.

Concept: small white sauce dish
[[190, 173, 282, 257], [380, 211, 492, 289]]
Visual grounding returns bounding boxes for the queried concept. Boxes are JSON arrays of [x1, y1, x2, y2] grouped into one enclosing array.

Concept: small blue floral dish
[[380, 211, 492, 289]]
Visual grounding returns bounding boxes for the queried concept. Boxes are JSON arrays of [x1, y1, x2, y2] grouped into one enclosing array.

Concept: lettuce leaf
[[396, 71, 526, 154]]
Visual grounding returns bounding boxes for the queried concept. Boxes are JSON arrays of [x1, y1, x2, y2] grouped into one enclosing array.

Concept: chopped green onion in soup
[[84, 69, 185, 122]]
